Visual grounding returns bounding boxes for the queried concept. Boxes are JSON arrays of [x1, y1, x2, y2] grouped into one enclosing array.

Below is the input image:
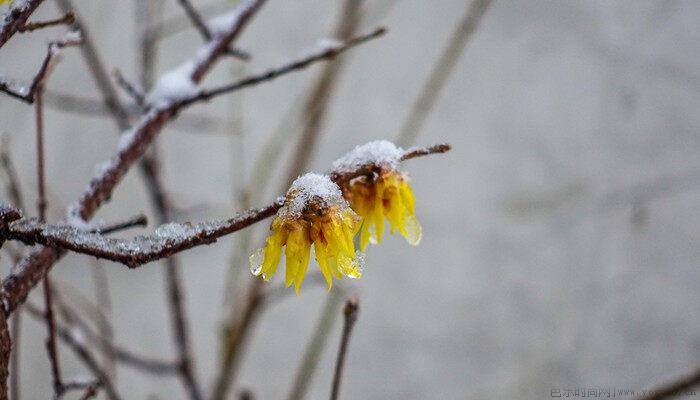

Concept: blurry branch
[[634, 368, 700, 400], [0, 0, 268, 316], [113, 69, 145, 109], [0, 34, 82, 103], [287, 289, 344, 400], [176, 0, 249, 59], [0, 0, 45, 48], [396, 0, 493, 147], [330, 298, 359, 400], [17, 11, 74, 33], [176, 27, 386, 107], [52, 294, 180, 376], [55, 0, 131, 129], [0, 136, 24, 210], [285, 0, 363, 187], [23, 303, 121, 400], [43, 91, 226, 133], [149, 2, 230, 41]]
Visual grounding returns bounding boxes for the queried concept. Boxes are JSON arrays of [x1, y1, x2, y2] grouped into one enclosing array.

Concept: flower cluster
[[251, 140, 422, 293]]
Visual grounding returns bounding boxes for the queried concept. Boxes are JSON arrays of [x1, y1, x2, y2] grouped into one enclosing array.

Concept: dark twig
[[178, 27, 386, 108], [0, 136, 24, 210], [330, 298, 359, 400], [0, 34, 82, 103], [175, 0, 249, 59], [0, 0, 45, 48], [634, 368, 700, 400], [23, 303, 121, 400], [113, 69, 145, 108], [55, 0, 130, 129], [93, 214, 148, 235], [34, 55, 64, 398], [396, 0, 493, 147], [17, 11, 75, 33]]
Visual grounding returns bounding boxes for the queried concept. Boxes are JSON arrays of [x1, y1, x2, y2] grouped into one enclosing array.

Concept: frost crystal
[[332, 140, 404, 173], [279, 173, 348, 217], [155, 222, 198, 240]]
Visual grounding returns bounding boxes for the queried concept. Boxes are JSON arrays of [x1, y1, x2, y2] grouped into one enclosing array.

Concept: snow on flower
[[250, 173, 363, 294], [333, 140, 422, 250]]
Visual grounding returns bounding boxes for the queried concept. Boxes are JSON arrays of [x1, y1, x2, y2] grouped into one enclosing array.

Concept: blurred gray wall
[[1, 0, 699, 399]]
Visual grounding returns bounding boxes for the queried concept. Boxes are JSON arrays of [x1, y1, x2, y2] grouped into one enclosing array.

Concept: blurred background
[[1, 0, 699, 399]]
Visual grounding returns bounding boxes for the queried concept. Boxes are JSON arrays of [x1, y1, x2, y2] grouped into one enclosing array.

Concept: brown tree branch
[[330, 298, 359, 400], [22, 303, 120, 400], [16, 11, 74, 33], [0, 34, 82, 103], [0, 0, 45, 48], [6, 200, 283, 267]]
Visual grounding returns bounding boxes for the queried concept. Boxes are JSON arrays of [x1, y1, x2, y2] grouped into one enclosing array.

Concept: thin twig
[[178, 27, 386, 107], [0, 35, 82, 103], [634, 368, 700, 400], [55, 0, 130, 129], [330, 298, 359, 400], [94, 214, 148, 235], [0, 0, 46, 48], [17, 11, 75, 33], [34, 59, 64, 398], [23, 303, 121, 400], [113, 69, 145, 108], [175, 0, 249, 59], [396, 0, 493, 147]]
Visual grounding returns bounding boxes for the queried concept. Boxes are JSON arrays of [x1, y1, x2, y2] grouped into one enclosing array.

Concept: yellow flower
[[332, 140, 422, 251], [0, 0, 12, 5], [251, 173, 363, 294]]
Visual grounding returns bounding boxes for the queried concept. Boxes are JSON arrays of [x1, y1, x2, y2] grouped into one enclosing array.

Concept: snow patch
[[279, 173, 348, 217], [146, 62, 198, 108], [332, 140, 404, 173]]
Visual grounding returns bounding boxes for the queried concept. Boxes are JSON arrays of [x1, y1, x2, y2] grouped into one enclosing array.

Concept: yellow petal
[[314, 242, 333, 290], [285, 228, 308, 288]]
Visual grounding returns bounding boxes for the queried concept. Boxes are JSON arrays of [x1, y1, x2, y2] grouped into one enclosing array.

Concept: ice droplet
[[346, 250, 365, 279], [404, 215, 422, 246], [249, 248, 263, 276]]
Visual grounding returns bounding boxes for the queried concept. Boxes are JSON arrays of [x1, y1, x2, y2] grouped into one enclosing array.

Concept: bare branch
[[0, 0, 45, 48], [112, 69, 145, 108], [175, 0, 249, 60], [93, 214, 148, 235], [0, 34, 82, 103], [330, 298, 359, 400], [17, 11, 74, 33], [22, 303, 121, 400], [178, 27, 387, 107], [7, 201, 283, 267]]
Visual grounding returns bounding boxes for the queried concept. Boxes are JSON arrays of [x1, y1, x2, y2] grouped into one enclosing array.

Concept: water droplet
[[249, 248, 263, 276], [346, 250, 365, 279], [404, 215, 422, 245]]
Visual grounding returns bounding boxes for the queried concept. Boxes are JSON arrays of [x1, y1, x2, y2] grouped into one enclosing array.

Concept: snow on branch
[[6, 201, 282, 268], [0, 0, 45, 48], [0, 143, 448, 269]]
